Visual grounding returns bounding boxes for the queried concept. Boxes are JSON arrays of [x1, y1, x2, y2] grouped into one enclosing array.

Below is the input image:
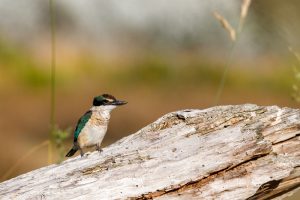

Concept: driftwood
[[0, 104, 299, 199]]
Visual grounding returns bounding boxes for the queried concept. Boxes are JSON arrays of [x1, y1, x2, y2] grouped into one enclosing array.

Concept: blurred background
[[0, 0, 299, 197]]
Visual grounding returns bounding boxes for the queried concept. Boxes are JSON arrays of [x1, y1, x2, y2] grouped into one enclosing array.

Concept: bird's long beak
[[112, 100, 127, 106]]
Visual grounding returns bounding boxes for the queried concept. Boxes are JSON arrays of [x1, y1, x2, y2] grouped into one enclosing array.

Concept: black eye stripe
[[93, 94, 116, 106]]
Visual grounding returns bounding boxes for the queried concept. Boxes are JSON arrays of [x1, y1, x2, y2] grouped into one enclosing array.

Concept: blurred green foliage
[[292, 57, 300, 102], [52, 126, 71, 163], [0, 41, 293, 96], [292, 67, 300, 102], [0, 39, 49, 87]]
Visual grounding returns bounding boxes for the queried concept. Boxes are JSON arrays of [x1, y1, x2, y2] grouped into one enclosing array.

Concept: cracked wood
[[0, 104, 299, 200]]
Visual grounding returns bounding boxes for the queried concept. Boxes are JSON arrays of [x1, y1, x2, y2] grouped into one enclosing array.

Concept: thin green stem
[[213, 42, 235, 105], [49, 0, 56, 164], [213, 19, 245, 106]]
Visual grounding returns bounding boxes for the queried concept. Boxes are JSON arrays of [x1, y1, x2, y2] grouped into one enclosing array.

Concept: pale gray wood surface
[[0, 104, 299, 199]]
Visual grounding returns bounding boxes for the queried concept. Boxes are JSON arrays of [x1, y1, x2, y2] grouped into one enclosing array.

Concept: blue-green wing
[[74, 110, 92, 141]]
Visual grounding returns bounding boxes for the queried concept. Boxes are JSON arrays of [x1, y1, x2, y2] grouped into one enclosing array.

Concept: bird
[[66, 94, 127, 157]]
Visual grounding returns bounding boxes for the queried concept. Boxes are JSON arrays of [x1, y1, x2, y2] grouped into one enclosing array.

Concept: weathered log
[[0, 104, 299, 199]]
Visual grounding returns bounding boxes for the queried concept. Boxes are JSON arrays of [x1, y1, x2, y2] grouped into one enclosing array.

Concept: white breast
[[77, 106, 112, 148], [78, 125, 107, 148]]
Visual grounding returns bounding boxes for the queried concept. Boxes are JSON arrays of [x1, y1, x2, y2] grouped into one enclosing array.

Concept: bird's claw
[[96, 145, 102, 153]]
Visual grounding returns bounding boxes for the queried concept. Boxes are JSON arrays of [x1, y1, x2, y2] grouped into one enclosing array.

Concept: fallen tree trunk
[[0, 104, 299, 199]]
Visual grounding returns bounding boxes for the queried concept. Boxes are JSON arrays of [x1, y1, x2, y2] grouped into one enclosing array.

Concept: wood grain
[[0, 104, 299, 199]]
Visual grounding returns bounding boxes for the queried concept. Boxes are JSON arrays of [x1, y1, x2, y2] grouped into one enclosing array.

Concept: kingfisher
[[66, 94, 127, 157]]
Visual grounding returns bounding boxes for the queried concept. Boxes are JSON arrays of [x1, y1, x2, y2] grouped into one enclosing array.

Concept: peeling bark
[[0, 104, 299, 200]]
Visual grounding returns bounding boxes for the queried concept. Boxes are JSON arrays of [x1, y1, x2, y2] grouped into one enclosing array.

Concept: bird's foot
[[96, 145, 103, 154], [80, 150, 84, 157], [85, 152, 91, 157], [81, 152, 91, 158]]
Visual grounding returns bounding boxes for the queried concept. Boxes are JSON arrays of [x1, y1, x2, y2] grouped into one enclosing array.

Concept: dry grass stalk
[[241, 0, 252, 20], [289, 46, 300, 62], [289, 47, 300, 102], [1, 140, 49, 181], [213, 11, 236, 41]]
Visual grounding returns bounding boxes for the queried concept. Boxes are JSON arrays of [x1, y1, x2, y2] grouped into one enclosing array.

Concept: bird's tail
[[65, 146, 78, 157]]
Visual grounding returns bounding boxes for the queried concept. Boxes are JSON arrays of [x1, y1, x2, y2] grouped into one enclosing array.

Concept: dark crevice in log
[[266, 184, 300, 200], [1, 105, 299, 199], [247, 180, 282, 200], [273, 134, 300, 146], [247, 181, 300, 200], [135, 151, 271, 199]]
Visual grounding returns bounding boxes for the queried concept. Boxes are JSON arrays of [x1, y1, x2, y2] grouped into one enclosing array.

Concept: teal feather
[[74, 110, 92, 141]]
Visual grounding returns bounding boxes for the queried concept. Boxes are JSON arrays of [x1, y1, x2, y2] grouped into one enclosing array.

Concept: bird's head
[[92, 94, 127, 110]]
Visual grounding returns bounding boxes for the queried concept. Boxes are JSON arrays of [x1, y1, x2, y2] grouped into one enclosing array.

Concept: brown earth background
[[0, 0, 299, 199]]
